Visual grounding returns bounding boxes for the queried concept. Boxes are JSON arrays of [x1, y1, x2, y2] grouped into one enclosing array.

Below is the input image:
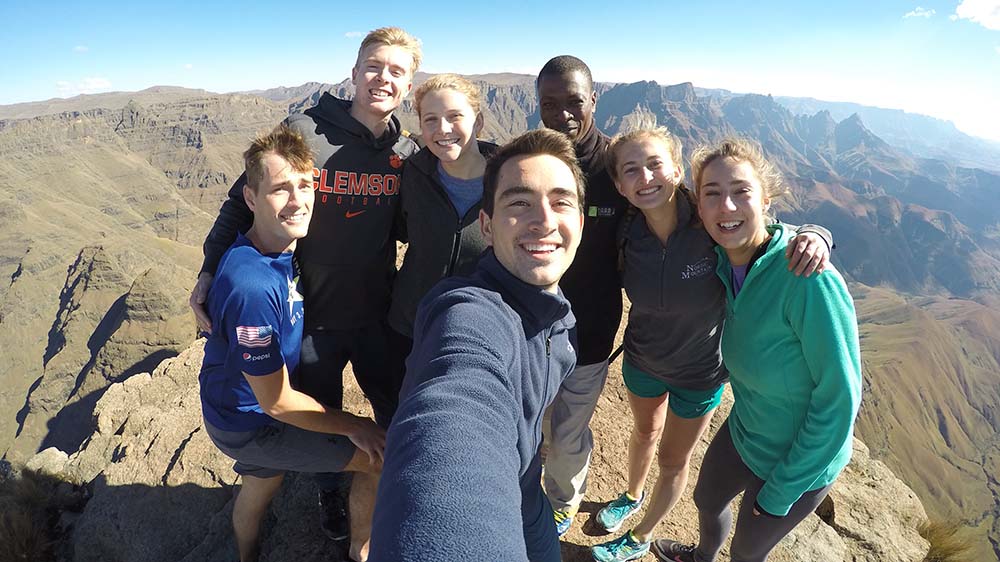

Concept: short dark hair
[[244, 124, 314, 192], [482, 129, 586, 216], [536, 55, 594, 92]]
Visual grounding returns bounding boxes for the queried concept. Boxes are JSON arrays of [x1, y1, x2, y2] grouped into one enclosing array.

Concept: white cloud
[[904, 6, 936, 18], [73, 45, 89, 53], [345, 31, 365, 38], [183, 63, 194, 70], [56, 77, 113, 97], [952, 0, 1000, 30], [996, 45, 1000, 54]]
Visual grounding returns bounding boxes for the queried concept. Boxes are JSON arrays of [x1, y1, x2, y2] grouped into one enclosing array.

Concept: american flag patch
[[236, 325, 273, 348]]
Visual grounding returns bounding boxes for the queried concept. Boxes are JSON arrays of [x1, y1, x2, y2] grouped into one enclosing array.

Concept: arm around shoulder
[[201, 172, 253, 276]]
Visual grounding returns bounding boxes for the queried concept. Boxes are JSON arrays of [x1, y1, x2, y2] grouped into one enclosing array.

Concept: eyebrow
[[700, 179, 750, 188], [497, 186, 578, 199]]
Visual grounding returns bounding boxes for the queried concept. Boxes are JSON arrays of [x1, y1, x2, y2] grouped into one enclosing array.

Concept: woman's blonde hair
[[607, 127, 684, 181], [413, 73, 483, 117], [690, 137, 788, 202]]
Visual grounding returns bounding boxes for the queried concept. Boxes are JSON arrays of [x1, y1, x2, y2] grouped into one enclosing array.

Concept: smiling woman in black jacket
[[385, 75, 497, 367]]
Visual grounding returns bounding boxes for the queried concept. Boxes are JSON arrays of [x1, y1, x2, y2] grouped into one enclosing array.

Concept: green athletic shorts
[[622, 359, 724, 419]]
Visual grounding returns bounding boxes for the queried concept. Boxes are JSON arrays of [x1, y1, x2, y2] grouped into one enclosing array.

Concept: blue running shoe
[[592, 530, 651, 562], [554, 508, 575, 537], [596, 491, 645, 532]]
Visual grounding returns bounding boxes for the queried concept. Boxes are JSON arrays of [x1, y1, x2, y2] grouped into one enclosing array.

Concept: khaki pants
[[542, 360, 609, 512]]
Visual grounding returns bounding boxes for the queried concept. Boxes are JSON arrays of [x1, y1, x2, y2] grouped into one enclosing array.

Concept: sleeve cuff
[[753, 499, 785, 519]]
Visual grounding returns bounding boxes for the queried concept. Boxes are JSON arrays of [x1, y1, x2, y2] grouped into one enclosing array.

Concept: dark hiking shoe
[[318, 488, 350, 542], [651, 538, 698, 562]]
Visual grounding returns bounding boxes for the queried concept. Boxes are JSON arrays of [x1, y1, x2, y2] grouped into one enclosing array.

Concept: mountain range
[[1, 73, 998, 559]]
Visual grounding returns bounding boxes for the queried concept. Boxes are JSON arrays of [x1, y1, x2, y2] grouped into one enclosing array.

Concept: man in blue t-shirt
[[199, 125, 384, 562]]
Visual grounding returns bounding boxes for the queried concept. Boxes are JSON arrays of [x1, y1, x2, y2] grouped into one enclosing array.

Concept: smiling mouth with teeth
[[522, 242, 560, 255], [637, 186, 661, 196], [435, 139, 459, 146], [718, 221, 743, 231], [369, 89, 391, 99]]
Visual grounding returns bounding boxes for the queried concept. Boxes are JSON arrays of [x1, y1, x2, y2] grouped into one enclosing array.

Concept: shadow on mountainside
[[37, 348, 181, 457], [2, 466, 376, 562]]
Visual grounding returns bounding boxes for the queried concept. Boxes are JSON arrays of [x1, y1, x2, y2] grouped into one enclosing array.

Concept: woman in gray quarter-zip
[[591, 128, 833, 562]]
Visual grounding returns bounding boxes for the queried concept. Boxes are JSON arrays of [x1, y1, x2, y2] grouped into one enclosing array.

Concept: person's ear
[[243, 184, 256, 212], [479, 208, 494, 246], [473, 112, 485, 136]]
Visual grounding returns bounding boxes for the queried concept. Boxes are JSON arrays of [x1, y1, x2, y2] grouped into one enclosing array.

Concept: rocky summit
[[22, 342, 928, 562]]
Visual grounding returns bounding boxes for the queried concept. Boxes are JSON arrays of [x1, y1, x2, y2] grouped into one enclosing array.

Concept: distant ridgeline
[[1, 75, 999, 559]]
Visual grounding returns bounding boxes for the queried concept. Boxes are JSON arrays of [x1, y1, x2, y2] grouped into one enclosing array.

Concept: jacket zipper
[[446, 216, 462, 276], [658, 247, 667, 308]]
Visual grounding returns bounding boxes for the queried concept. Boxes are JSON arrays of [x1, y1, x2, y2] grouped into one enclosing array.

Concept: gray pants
[[543, 360, 609, 511], [693, 421, 832, 562]]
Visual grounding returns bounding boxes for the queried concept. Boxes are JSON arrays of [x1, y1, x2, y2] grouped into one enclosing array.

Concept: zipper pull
[[545, 336, 551, 356]]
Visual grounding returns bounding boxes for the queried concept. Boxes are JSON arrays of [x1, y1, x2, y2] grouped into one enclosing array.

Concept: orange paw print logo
[[389, 154, 403, 169]]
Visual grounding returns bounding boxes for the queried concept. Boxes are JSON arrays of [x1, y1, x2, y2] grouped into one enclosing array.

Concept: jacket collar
[[477, 249, 575, 336], [573, 124, 610, 176], [409, 140, 499, 177]]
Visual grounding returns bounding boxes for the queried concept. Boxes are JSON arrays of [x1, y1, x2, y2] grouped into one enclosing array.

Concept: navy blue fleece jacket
[[369, 250, 577, 562]]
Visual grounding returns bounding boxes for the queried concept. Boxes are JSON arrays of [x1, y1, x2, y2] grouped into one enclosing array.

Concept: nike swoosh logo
[[345, 210, 366, 219]]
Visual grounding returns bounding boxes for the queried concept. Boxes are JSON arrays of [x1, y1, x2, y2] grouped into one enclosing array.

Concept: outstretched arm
[[369, 291, 529, 562]]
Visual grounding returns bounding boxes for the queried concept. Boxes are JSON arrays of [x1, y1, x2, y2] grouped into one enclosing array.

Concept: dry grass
[[0, 469, 60, 562], [919, 520, 975, 562]]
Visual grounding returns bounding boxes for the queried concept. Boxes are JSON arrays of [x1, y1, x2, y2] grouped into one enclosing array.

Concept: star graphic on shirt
[[288, 275, 304, 316]]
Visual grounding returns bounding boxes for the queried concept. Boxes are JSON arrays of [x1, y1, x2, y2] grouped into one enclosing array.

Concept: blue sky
[[2, 0, 998, 140]]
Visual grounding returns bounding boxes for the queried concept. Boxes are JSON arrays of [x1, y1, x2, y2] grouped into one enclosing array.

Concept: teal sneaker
[[596, 491, 645, 532], [554, 507, 575, 537], [591, 530, 651, 562]]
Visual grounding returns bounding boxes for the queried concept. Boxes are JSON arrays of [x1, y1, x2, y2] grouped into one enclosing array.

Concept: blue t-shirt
[[199, 234, 305, 432], [437, 161, 483, 218]]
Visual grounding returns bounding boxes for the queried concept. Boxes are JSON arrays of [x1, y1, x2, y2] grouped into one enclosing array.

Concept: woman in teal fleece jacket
[[651, 138, 862, 562]]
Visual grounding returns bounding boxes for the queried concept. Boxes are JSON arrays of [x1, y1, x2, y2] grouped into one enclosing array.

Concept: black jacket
[[200, 94, 418, 330], [388, 141, 498, 337], [558, 125, 629, 365]]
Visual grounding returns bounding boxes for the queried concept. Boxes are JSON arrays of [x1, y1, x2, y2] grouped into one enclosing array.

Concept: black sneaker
[[651, 538, 698, 562], [318, 488, 350, 543]]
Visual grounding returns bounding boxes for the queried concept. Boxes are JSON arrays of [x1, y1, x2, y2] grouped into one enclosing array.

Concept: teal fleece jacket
[[715, 223, 862, 517]]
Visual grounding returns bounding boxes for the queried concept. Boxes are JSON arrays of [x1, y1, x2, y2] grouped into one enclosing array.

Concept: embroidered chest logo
[[587, 206, 617, 218], [681, 257, 713, 280], [389, 154, 403, 168]]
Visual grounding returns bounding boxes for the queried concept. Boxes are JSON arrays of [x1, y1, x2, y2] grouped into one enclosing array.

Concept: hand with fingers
[[347, 416, 387, 466], [190, 272, 214, 334], [785, 232, 830, 277]]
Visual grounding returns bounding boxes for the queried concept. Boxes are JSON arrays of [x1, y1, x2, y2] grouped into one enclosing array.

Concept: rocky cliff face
[[22, 342, 929, 562], [0, 89, 289, 464]]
